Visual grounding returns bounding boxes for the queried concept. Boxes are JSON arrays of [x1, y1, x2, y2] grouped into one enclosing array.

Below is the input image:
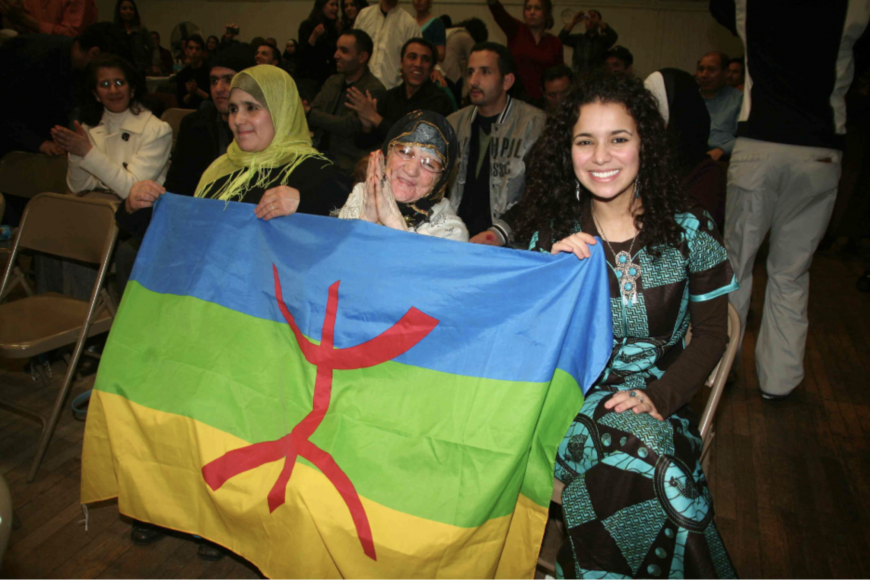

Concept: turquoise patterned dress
[[532, 206, 738, 579]]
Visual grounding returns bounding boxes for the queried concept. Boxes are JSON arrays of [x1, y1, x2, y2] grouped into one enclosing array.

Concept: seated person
[[448, 42, 546, 246], [193, 65, 350, 216], [604, 44, 633, 75], [538, 64, 573, 114], [645, 68, 725, 230], [339, 110, 467, 241], [174, 34, 210, 110], [254, 41, 281, 66], [304, 29, 386, 175], [114, 44, 255, 299], [514, 72, 738, 578], [51, 54, 172, 199], [697, 50, 742, 161], [347, 37, 454, 148]]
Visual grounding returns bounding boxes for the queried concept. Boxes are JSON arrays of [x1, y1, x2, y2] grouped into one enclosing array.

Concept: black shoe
[[760, 390, 792, 401], [857, 270, 870, 293], [197, 540, 227, 561], [130, 521, 166, 545]]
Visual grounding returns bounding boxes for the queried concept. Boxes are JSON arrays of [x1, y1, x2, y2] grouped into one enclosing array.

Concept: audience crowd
[[1, 0, 868, 577]]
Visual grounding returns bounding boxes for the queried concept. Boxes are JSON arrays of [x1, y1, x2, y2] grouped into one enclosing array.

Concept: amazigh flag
[[81, 193, 612, 578]]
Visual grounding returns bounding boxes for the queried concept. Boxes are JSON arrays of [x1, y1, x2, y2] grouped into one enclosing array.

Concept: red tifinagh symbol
[[201, 265, 439, 560]]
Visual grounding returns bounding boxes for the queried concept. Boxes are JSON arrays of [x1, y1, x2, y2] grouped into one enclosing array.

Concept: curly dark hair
[[513, 71, 686, 255], [79, 54, 148, 126]]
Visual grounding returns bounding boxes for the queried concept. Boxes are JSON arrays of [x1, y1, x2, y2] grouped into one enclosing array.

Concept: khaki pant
[[725, 138, 841, 396]]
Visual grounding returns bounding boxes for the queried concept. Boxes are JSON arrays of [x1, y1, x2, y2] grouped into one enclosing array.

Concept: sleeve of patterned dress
[[643, 208, 739, 418]]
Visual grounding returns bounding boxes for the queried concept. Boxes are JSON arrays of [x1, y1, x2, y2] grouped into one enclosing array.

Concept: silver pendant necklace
[[592, 209, 641, 306]]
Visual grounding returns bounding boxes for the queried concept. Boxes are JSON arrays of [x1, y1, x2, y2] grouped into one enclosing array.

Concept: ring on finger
[[629, 391, 637, 398], [639, 395, 645, 403], [271, 203, 276, 212]]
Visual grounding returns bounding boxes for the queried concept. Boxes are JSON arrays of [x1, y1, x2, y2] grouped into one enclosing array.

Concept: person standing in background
[[443, 18, 488, 103], [486, 0, 562, 102], [711, 0, 869, 400], [340, 0, 367, 30], [353, 0, 420, 90], [0, 0, 96, 37], [114, 0, 153, 73], [297, 0, 342, 99], [559, 9, 617, 73], [413, 0, 445, 62]]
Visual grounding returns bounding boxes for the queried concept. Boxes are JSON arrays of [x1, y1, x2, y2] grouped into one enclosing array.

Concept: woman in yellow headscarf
[[195, 64, 349, 219]]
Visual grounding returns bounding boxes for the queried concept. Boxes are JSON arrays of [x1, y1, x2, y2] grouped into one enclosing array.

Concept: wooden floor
[[1, 244, 868, 579]]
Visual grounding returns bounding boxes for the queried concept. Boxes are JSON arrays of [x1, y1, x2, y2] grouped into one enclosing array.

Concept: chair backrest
[[0, 152, 69, 199], [13, 193, 117, 264], [687, 303, 741, 442], [161, 108, 195, 149]]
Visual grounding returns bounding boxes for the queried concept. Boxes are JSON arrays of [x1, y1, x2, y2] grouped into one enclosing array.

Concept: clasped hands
[[360, 150, 407, 231]]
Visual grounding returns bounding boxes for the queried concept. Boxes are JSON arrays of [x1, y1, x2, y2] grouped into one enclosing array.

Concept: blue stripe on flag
[[130, 194, 613, 388]]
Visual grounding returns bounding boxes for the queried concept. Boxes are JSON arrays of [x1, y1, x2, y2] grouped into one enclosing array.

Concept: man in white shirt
[[353, 0, 420, 89]]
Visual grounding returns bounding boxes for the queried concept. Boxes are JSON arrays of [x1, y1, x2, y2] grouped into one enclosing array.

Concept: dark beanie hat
[[210, 43, 257, 75]]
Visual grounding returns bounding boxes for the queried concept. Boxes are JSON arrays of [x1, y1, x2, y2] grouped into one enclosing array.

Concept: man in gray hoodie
[[447, 42, 546, 246]]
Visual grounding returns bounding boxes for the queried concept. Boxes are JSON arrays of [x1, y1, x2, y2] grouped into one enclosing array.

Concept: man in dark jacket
[[346, 37, 454, 149], [304, 29, 386, 174]]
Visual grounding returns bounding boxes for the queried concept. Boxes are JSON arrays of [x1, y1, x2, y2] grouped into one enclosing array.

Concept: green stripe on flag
[[97, 282, 584, 527]]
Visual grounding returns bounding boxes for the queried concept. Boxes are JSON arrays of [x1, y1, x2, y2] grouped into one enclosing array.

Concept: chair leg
[[26, 347, 84, 482]]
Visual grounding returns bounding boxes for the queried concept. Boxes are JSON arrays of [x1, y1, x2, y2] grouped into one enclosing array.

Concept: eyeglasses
[[391, 144, 444, 174], [97, 79, 127, 89]]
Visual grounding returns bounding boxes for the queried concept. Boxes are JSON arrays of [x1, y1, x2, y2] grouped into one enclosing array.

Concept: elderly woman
[[514, 72, 737, 578], [51, 54, 171, 200], [339, 110, 467, 241]]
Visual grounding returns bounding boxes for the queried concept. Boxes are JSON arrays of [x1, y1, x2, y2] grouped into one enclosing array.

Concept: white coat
[[67, 108, 172, 199]]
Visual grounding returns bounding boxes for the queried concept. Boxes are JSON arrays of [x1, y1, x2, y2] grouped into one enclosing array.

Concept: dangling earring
[[633, 178, 640, 199], [575, 179, 581, 200]]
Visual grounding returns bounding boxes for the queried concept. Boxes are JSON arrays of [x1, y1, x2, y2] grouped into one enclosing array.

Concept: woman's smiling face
[[386, 145, 440, 203], [571, 101, 640, 201], [228, 88, 275, 152]]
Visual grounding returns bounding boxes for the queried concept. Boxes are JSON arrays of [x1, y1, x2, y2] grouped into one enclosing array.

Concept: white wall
[[100, 0, 743, 78]]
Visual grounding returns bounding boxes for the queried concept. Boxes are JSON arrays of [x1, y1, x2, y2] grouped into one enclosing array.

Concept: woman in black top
[[296, 0, 342, 96]]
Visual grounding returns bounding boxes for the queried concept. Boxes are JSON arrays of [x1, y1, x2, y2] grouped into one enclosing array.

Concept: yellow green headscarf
[[194, 65, 327, 201]]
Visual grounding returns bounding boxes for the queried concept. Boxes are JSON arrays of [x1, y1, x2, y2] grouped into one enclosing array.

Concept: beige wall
[[101, 0, 742, 78]]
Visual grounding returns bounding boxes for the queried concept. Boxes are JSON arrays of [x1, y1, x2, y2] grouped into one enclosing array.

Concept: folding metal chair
[[0, 193, 118, 482], [0, 151, 68, 200], [536, 304, 740, 575], [692, 303, 741, 472]]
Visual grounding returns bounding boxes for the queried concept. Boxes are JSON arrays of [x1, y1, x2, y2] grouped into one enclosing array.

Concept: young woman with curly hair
[[517, 72, 738, 578]]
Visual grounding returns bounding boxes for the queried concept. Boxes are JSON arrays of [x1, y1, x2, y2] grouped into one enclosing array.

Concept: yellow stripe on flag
[[82, 390, 548, 578]]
